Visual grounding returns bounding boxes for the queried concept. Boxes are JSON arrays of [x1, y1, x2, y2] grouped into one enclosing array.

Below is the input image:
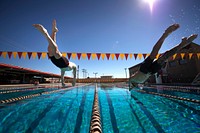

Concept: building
[[0, 63, 71, 84], [129, 43, 200, 84]]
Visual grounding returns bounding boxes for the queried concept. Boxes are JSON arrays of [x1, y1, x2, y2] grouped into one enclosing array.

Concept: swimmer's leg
[[157, 34, 198, 66], [33, 23, 62, 58], [51, 19, 58, 42]]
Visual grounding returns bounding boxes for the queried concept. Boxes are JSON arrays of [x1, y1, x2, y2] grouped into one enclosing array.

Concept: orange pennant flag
[[197, 53, 200, 59], [41, 52, 47, 59], [2, 52, 7, 58], [72, 53, 77, 59], [13, 52, 17, 59], [180, 53, 185, 59], [62, 52, 67, 57], [120, 53, 124, 60], [91, 53, 96, 60], [22, 52, 27, 59], [32, 52, 37, 59], [138, 53, 143, 60], [156, 54, 160, 59], [129, 53, 133, 59], [111, 53, 115, 60], [101, 53, 106, 60], [189, 53, 193, 59], [172, 53, 177, 60], [82, 53, 87, 59]]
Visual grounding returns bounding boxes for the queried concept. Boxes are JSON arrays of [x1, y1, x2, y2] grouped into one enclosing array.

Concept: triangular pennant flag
[[129, 53, 133, 59], [22, 52, 27, 59], [106, 53, 110, 60], [115, 53, 119, 60], [156, 54, 160, 59], [62, 52, 67, 57], [18, 52, 22, 59], [125, 53, 129, 60], [32, 52, 37, 59], [2, 52, 7, 58], [172, 53, 177, 60], [0, 51, 2, 57], [189, 53, 193, 59], [96, 53, 101, 60], [82, 53, 87, 59], [197, 53, 200, 59], [111, 53, 115, 60], [138, 53, 143, 60], [77, 53, 81, 60], [101, 53, 106, 60], [87, 53, 91, 60], [143, 54, 147, 59], [27, 52, 32, 59], [8, 52, 12, 59], [72, 53, 77, 59], [180, 53, 185, 59], [41, 52, 47, 59], [37, 52, 42, 59], [67, 53, 72, 60], [120, 53, 124, 60], [91, 53, 96, 60], [13, 52, 17, 59], [134, 54, 138, 60]]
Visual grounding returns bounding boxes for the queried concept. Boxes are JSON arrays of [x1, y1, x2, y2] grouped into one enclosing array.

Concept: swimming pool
[[0, 84, 200, 132]]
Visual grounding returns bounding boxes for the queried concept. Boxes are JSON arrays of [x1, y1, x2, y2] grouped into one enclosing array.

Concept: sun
[[144, 0, 156, 13]]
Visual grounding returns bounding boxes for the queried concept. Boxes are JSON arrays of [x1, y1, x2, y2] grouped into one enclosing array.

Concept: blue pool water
[[0, 84, 200, 133]]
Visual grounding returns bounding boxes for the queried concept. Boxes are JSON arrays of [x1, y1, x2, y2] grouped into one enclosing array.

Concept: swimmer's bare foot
[[52, 19, 58, 33], [179, 34, 198, 48], [164, 24, 180, 36], [33, 24, 48, 34]]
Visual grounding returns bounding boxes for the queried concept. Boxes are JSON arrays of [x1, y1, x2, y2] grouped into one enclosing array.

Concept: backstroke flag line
[[0, 51, 199, 60]]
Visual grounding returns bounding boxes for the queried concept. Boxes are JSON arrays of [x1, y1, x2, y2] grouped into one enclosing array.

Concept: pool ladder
[[89, 84, 102, 133]]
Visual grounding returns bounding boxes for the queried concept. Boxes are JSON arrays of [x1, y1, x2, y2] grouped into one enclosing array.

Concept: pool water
[[0, 84, 200, 133]]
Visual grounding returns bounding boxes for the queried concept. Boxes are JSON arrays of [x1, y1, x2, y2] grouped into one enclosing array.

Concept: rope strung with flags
[[0, 51, 200, 60]]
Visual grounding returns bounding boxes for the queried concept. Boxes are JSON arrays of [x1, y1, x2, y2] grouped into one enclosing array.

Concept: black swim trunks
[[139, 56, 161, 74], [49, 56, 69, 68]]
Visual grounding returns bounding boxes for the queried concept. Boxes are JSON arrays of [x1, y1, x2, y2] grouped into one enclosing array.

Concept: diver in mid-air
[[33, 20, 77, 87]]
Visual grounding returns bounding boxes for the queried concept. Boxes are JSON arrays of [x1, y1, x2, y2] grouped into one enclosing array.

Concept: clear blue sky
[[0, 0, 200, 78]]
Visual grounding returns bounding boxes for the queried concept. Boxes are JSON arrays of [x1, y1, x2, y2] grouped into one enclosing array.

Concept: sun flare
[[144, 0, 156, 13]]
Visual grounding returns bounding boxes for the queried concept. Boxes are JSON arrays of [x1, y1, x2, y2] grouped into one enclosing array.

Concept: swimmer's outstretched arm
[[149, 24, 180, 60]]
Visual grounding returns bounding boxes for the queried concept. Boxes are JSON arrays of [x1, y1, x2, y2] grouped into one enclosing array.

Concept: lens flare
[[144, 0, 156, 13]]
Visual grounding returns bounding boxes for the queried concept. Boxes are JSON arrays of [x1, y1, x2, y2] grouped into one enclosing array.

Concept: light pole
[[82, 69, 87, 78], [93, 72, 98, 78], [125, 68, 127, 78], [93, 72, 98, 83]]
